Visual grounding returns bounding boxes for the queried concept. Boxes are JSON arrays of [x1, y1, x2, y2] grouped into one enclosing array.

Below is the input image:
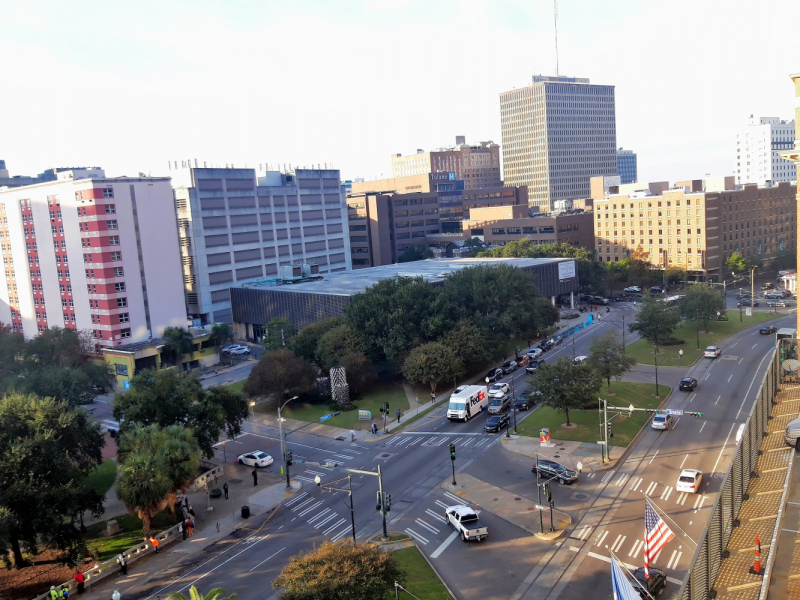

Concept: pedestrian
[[430, 391, 436, 403], [187, 519, 195, 536], [252, 468, 258, 486], [181, 520, 187, 540], [188, 505, 195, 517], [223, 482, 229, 499], [396, 408, 401, 424], [50, 586, 59, 600], [118, 553, 127, 576], [74, 571, 85, 595], [150, 535, 159, 553], [371, 422, 377, 435], [183, 496, 189, 510], [527, 340, 531, 348], [350, 428, 356, 442], [61, 586, 69, 600]]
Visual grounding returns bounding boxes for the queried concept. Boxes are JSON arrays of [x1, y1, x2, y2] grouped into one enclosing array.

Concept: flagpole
[[645, 496, 698, 547], [610, 551, 657, 600]]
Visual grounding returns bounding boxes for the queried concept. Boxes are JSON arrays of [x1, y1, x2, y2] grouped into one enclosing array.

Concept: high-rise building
[[391, 137, 502, 190], [617, 148, 637, 184], [736, 116, 797, 187], [0, 160, 106, 188], [0, 172, 187, 349], [172, 166, 351, 325], [500, 75, 617, 212]]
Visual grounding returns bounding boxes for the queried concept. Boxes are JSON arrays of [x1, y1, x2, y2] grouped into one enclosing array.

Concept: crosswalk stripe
[[405, 528, 429, 545], [426, 508, 443, 521], [660, 486, 673, 501], [610, 534, 626, 552], [285, 492, 308, 507], [601, 471, 615, 483], [629, 477, 641, 492], [331, 454, 353, 460], [585, 472, 596, 479], [314, 513, 339, 529], [444, 491, 463, 504], [330, 525, 353, 542], [291, 498, 314, 511], [323, 518, 347, 535], [595, 530, 609, 547], [694, 495, 706, 511], [384, 437, 402, 446], [435, 500, 449, 509], [294, 476, 317, 483], [628, 539, 644, 558], [615, 474, 630, 487], [667, 550, 683, 570], [307, 508, 331, 524], [644, 481, 658, 496], [415, 518, 440, 534], [304, 470, 326, 477], [462, 439, 474, 446], [676, 492, 688, 506], [339, 448, 361, 454], [298, 501, 323, 516]]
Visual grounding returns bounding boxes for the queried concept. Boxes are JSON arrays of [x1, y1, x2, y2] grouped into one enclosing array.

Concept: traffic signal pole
[[450, 443, 457, 485]]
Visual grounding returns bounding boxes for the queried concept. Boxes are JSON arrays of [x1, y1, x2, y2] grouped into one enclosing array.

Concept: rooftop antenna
[[553, 0, 559, 76]]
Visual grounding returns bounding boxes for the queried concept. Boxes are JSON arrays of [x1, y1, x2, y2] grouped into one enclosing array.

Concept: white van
[[447, 385, 489, 422]]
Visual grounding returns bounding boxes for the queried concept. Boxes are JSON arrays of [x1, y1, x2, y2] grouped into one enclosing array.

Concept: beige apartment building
[[462, 205, 594, 249], [391, 137, 502, 190], [593, 180, 796, 278]]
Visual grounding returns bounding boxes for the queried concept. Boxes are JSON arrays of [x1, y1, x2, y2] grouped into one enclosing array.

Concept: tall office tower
[[736, 116, 797, 187], [616, 148, 637, 184], [0, 172, 187, 349], [500, 76, 617, 211], [172, 166, 351, 325], [391, 137, 502, 190]]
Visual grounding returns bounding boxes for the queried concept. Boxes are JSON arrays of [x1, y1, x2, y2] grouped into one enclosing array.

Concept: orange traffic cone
[[749, 534, 762, 575]]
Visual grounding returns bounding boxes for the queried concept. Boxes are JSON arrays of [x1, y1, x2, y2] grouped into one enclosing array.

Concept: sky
[[1, 0, 798, 185]]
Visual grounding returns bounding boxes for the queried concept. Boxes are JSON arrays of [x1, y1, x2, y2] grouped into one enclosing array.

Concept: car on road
[[573, 355, 589, 364], [537, 340, 553, 352], [679, 377, 698, 391], [514, 395, 533, 411], [526, 347, 543, 359], [488, 382, 511, 398], [737, 298, 760, 307], [760, 325, 777, 335], [651, 413, 674, 430], [237, 451, 274, 468], [222, 344, 248, 354], [676, 468, 703, 493], [531, 459, 578, 485], [767, 301, 788, 307], [445, 505, 488, 542], [650, 286, 664, 294], [624, 286, 642, 293], [484, 413, 510, 432], [485, 368, 503, 383], [488, 396, 510, 414], [780, 290, 793, 297], [229, 346, 251, 356], [765, 291, 784, 299], [526, 359, 545, 374], [552, 335, 564, 345], [629, 567, 666, 599], [590, 295, 610, 305], [516, 355, 530, 367], [704, 346, 721, 358], [501, 360, 518, 373], [761, 282, 776, 290]]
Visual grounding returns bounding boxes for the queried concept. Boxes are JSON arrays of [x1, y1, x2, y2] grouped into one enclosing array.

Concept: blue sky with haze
[[1, 0, 798, 184]]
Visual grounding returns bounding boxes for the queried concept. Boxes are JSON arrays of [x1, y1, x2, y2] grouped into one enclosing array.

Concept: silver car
[[784, 418, 800, 447], [488, 396, 510, 414], [651, 413, 674, 430]]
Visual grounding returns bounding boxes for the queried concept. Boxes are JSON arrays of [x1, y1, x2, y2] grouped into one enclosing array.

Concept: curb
[[408, 542, 456, 600]]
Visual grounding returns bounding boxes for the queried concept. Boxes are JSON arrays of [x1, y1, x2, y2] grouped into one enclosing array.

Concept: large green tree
[[627, 295, 681, 347], [442, 319, 494, 371], [316, 325, 364, 371], [116, 452, 171, 538], [530, 358, 602, 426], [401, 342, 465, 395], [262, 317, 297, 351], [290, 317, 343, 364], [0, 394, 105, 568], [161, 327, 194, 367], [725, 251, 754, 276], [273, 541, 405, 600], [677, 285, 726, 332], [209, 323, 232, 352], [336, 353, 377, 395], [113, 369, 249, 459], [588, 332, 636, 391], [243, 349, 317, 401]]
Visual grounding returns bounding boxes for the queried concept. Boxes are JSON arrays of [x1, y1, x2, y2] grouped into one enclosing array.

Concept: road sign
[[597, 441, 607, 445], [320, 414, 332, 422], [534, 504, 547, 511], [666, 409, 684, 416], [746, 307, 753, 316], [358, 410, 371, 420]]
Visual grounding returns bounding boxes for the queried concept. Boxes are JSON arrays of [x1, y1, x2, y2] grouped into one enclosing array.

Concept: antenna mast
[[553, 0, 559, 76]]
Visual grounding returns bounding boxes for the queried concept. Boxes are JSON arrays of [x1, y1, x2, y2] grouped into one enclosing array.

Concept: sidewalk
[[248, 411, 353, 441], [501, 436, 614, 473]]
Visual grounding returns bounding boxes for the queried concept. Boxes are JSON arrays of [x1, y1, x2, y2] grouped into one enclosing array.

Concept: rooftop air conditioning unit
[[302, 263, 319, 277], [279, 265, 303, 280]]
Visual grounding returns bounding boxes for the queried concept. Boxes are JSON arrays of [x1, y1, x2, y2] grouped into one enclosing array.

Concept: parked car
[[484, 413, 510, 432], [573, 355, 589, 364], [222, 344, 248, 354], [229, 346, 251, 356], [651, 413, 674, 430], [704, 346, 721, 358], [552, 335, 564, 345], [783, 417, 800, 448], [501, 360, 518, 373], [736, 291, 752, 299], [629, 567, 667, 599], [237, 451, 274, 468], [767, 301, 788, 307], [737, 298, 760, 307], [514, 395, 533, 411], [624, 286, 642, 293], [445, 505, 488, 542], [761, 282, 776, 290], [526, 359, 545, 374], [760, 325, 777, 335], [485, 368, 503, 383], [780, 290, 793, 298], [591, 296, 610, 305], [679, 377, 698, 391], [650, 286, 664, 294], [488, 396, 510, 414], [676, 468, 703, 493], [516, 355, 530, 367], [488, 382, 510, 398], [765, 291, 784, 299], [526, 347, 543, 359], [531, 459, 578, 485]]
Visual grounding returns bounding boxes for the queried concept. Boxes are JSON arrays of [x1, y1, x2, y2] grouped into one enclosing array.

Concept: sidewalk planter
[[209, 488, 222, 499]]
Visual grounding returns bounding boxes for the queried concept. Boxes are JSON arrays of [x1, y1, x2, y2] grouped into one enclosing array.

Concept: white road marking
[[435, 500, 449, 509], [431, 531, 459, 558], [736, 350, 774, 419], [587, 551, 639, 572], [595, 530, 609, 547], [752, 343, 758, 350], [304, 470, 326, 477], [715, 395, 721, 405], [330, 525, 353, 542], [694, 495, 707, 512], [615, 473, 630, 487], [731, 342, 738, 348], [728, 375, 733, 382], [416, 518, 440, 534], [298, 501, 324, 516], [322, 518, 347, 535], [307, 508, 332, 524], [331, 454, 354, 460], [291, 498, 314, 511], [462, 439, 474, 447], [248, 546, 285, 572], [444, 491, 463, 504], [676, 492, 688, 506], [585, 472, 596, 479], [426, 509, 443, 521], [644, 481, 658, 496], [577, 525, 592, 541], [649, 450, 659, 464], [314, 513, 339, 529], [284, 492, 308, 507], [705, 373, 711, 380], [629, 477, 642, 492], [629, 539, 644, 558], [667, 550, 683, 570], [601, 471, 615, 483], [679, 454, 689, 469], [610, 535, 627, 552], [406, 528, 429, 545], [711, 422, 738, 475], [661, 486, 673, 502], [699, 422, 707, 434]]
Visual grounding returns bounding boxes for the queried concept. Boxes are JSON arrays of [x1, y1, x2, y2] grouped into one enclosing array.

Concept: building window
[[113, 267, 124, 277], [105, 204, 116, 214], [103, 188, 114, 198], [115, 282, 126, 292], [108, 236, 120, 245], [119, 312, 129, 323], [492, 228, 506, 235], [115, 363, 128, 376], [117, 297, 128, 307], [111, 251, 122, 261], [107, 220, 118, 230], [120, 328, 131, 338]]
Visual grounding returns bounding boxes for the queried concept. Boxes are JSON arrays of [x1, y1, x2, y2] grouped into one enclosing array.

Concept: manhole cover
[[515, 497, 521, 501], [228, 479, 243, 484], [381, 453, 391, 458], [527, 507, 536, 511], [374, 452, 395, 460], [554, 455, 561, 458], [559, 447, 566, 450], [493, 498, 499, 501], [570, 492, 589, 501]]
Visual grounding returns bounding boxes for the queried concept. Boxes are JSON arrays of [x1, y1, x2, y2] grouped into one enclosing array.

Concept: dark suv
[[629, 567, 666, 599], [679, 377, 698, 391], [485, 368, 503, 383], [531, 459, 578, 485]]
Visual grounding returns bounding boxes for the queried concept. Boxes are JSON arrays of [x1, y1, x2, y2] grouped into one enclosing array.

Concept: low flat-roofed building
[[230, 257, 580, 338]]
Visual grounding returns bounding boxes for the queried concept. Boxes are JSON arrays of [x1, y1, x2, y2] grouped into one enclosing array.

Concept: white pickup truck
[[445, 505, 488, 542]]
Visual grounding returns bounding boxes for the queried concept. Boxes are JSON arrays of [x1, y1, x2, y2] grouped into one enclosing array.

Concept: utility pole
[[377, 464, 388, 541], [278, 395, 298, 490], [535, 454, 544, 533]]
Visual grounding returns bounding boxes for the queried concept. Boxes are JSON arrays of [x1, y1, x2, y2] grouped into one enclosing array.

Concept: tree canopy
[[725, 251, 755, 276], [336, 353, 377, 395], [161, 327, 194, 367], [402, 342, 465, 394], [627, 295, 681, 347], [398, 242, 433, 263], [113, 369, 249, 459], [273, 541, 405, 600], [677, 285, 726, 332], [290, 317, 343, 364], [530, 358, 602, 426], [0, 394, 105, 568], [263, 317, 297, 352], [588, 332, 636, 391], [316, 325, 364, 371], [243, 349, 317, 402]]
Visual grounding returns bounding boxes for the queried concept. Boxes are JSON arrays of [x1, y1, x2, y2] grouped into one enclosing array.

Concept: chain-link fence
[[677, 339, 791, 600]]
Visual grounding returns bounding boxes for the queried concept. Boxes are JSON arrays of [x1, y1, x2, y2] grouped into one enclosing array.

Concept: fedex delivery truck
[[447, 385, 488, 421]]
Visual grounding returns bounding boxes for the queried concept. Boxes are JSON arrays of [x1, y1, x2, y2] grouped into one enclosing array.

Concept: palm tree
[[161, 327, 194, 367], [116, 451, 171, 537], [166, 586, 236, 600], [209, 323, 232, 354]]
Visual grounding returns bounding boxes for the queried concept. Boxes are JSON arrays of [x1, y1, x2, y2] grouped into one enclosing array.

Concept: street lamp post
[[315, 475, 356, 544], [278, 395, 298, 490], [654, 347, 682, 398]]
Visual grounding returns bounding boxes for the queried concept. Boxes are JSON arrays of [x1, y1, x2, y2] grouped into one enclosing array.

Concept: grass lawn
[[255, 381, 409, 430], [516, 381, 663, 447], [86, 460, 117, 497], [393, 546, 452, 600], [626, 311, 782, 366], [84, 510, 179, 562], [223, 379, 246, 394]]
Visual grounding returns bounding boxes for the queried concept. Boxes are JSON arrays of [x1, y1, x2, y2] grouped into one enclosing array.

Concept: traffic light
[[693, 412, 703, 418], [449, 443, 456, 461], [286, 450, 293, 466], [376, 491, 382, 511], [607, 422, 613, 438], [384, 493, 391, 512]]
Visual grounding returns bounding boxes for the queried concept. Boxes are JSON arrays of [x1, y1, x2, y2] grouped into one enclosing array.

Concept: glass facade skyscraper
[[617, 148, 637, 184]]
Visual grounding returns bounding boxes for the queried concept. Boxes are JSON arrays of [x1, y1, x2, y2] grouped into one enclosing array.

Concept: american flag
[[644, 498, 674, 578]]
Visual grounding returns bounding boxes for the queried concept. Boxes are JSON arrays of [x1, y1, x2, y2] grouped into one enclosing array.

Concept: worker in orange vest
[[150, 535, 159, 554]]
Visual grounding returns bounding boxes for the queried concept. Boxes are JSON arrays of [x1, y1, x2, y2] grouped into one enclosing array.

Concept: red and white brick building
[[0, 172, 187, 349]]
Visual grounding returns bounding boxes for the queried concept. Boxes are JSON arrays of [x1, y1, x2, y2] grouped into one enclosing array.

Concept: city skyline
[[1, 0, 798, 186]]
